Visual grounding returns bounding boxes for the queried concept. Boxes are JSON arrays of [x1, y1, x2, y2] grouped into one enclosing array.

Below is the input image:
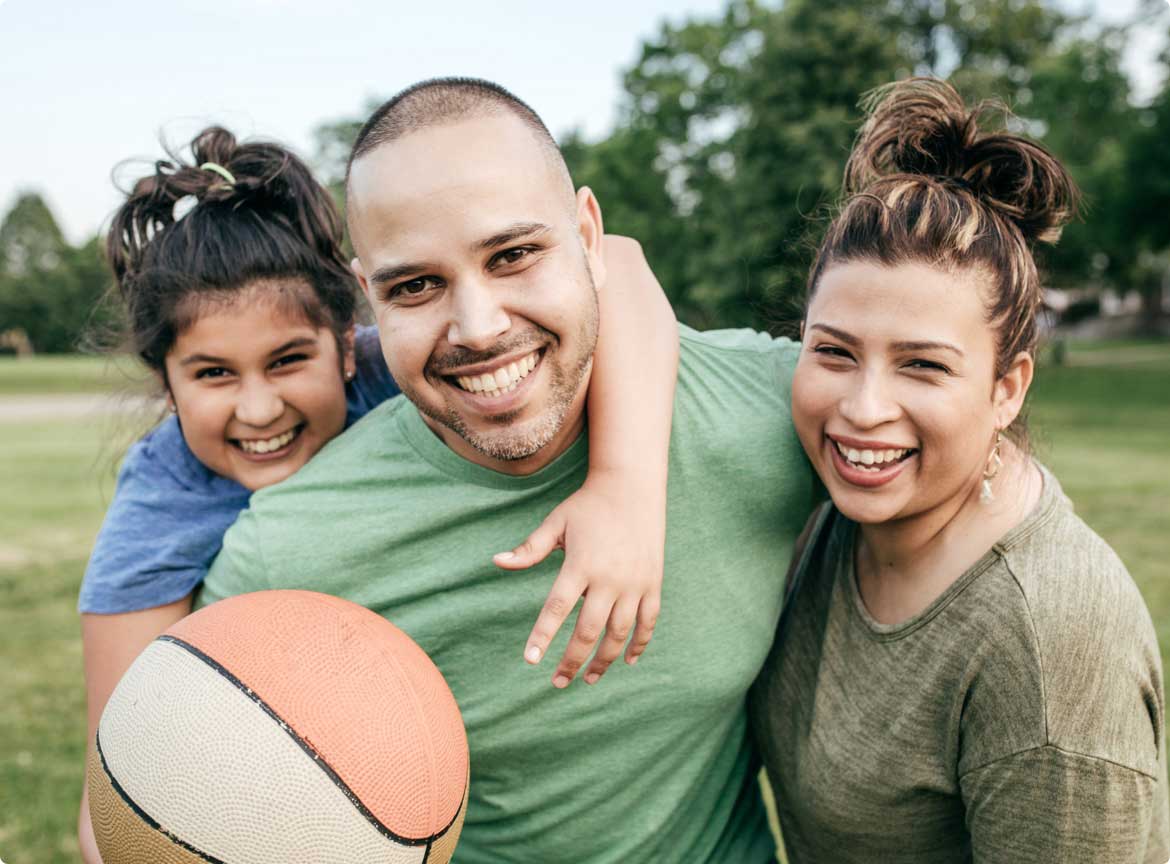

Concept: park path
[[0, 393, 160, 423]]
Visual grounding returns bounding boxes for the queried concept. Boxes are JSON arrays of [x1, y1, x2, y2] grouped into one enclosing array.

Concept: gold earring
[[980, 430, 1004, 503]]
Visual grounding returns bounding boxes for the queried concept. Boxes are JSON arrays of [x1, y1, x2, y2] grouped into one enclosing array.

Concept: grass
[[0, 341, 1167, 864], [0, 355, 144, 396]]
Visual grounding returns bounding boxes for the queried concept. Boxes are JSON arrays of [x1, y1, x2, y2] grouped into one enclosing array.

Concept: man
[[201, 77, 815, 862]]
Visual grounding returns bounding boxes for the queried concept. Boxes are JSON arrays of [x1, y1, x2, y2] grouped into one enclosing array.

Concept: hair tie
[[199, 162, 236, 186]]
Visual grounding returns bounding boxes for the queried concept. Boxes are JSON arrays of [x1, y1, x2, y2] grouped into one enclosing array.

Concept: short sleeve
[[345, 324, 399, 422], [197, 507, 270, 609], [79, 419, 250, 614], [961, 744, 1167, 863]]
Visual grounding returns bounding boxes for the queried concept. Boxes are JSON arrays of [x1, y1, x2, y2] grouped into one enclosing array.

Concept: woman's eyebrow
[[808, 323, 860, 345], [892, 339, 964, 356]]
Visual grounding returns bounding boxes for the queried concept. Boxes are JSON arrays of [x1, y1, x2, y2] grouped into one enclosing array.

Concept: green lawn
[[0, 341, 1167, 863], [0, 355, 140, 396]]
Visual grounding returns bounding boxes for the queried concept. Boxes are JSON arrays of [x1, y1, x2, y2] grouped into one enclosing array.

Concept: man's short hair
[[346, 77, 565, 184]]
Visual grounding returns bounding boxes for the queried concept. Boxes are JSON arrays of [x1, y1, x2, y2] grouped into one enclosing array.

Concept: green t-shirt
[[200, 325, 816, 864], [751, 467, 1170, 864]]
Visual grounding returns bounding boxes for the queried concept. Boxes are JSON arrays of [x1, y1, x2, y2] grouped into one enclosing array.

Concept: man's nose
[[234, 376, 285, 428], [446, 279, 510, 350], [838, 370, 901, 430]]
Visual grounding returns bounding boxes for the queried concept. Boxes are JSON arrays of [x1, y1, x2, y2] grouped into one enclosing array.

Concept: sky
[[0, 0, 1165, 245]]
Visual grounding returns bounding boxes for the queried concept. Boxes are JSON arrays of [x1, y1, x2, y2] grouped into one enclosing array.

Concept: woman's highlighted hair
[[808, 78, 1079, 396]]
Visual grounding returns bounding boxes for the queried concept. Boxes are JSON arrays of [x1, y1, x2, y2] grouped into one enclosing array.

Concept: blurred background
[[1, 0, 1168, 861]]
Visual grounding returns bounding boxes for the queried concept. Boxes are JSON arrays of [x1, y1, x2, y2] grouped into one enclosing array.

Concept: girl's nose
[[234, 378, 285, 428]]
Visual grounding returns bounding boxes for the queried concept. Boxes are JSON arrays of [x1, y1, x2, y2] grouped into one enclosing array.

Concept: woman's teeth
[[456, 351, 539, 397], [835, 441, 912, 471], [238, 427, 298, 454]]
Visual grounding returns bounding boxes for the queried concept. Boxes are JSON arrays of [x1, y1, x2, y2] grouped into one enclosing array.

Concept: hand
[[494, 470, 664, 688]]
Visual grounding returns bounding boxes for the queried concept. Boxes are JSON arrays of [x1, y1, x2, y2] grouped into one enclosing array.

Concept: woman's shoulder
[[967, 469, 1163, 778]]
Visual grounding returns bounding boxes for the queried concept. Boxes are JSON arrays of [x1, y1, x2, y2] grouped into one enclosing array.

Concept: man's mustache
[[427, 328, 553, 374]]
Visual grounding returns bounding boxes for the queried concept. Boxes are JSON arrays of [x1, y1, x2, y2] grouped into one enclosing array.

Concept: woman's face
[[163, 283, 355, 492], [792, 260, 1020, 526]]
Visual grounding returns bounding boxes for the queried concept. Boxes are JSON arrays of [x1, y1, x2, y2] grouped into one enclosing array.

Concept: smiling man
[[200, 78, 815, 863]]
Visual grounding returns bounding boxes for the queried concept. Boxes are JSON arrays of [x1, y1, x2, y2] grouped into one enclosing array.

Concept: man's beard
[[407, 294, 599, 464]]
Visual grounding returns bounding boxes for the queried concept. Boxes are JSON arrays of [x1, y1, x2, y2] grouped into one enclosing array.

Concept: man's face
[[348, 113, 604, 475]]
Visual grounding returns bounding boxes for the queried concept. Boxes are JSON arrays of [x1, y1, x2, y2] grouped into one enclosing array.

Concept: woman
[[751, 79, 1169, 861]]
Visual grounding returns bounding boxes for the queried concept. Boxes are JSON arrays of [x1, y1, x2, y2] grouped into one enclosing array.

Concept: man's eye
[[195, 366, 230, 380], [490, 246, 534, 269], [389, 276, 441, 300]]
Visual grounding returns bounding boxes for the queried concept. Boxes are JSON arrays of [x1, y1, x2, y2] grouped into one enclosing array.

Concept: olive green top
[[751, 467, 1169, 863]]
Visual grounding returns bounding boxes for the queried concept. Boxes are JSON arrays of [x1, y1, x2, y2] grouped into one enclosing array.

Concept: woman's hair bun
[[843, 77, 1079, 245]]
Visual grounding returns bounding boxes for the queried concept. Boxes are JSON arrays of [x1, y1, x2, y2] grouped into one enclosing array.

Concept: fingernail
[[553, 675, 570, 689], [628, 654, 639, 666], [584, 672, 599, 685], [525, 645, 542, 664], [494, 551, 515, 561]]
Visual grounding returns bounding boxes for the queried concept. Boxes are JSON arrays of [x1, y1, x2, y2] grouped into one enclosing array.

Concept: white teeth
[[239, 427, 297, 454], [454, 350, 540, 394], [835, 442, 912, 468]]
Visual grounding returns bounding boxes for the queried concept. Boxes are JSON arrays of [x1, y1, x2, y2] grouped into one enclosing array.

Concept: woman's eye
[[813, 345, 852, 360], [906, 359, 950, 373]]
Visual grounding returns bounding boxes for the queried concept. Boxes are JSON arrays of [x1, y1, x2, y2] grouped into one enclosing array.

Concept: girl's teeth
[[240, 428, 297, 454]]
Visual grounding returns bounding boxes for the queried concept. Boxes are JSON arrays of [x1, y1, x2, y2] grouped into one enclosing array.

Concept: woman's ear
[[993, 351, 1034, 430]]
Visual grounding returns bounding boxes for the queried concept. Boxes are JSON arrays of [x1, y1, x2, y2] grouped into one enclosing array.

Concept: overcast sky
[[0, 0, 1165, 244]]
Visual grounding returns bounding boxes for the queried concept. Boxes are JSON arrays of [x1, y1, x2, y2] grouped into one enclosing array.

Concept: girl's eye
[[195, 366, 231, 380], [272, 353, 309, 370]]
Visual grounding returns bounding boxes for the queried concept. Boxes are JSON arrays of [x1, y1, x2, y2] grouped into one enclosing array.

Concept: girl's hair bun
[[843, 77, 1078, 245]]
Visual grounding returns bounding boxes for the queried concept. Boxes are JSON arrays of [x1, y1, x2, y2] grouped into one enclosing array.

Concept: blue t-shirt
[[78, 325, 398, 614]]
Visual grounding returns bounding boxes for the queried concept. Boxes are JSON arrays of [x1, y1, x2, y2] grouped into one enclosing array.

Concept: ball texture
[[89, 590, 468, 864]]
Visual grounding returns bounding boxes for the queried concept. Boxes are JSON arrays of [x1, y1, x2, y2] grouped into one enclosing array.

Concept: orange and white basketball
[[88, 590, 468, 864]]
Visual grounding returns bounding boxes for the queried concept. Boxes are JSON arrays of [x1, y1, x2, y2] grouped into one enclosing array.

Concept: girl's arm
[[495, 235, 678, 687], [78, 596, 193, 863]]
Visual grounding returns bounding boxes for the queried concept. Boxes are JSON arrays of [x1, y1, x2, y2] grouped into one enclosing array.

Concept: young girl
[[78, 127, 677, 861], [751, 79, 1168, 861]]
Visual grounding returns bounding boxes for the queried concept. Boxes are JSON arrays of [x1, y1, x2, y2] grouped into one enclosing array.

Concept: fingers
[[582, 594, 640, 685], [624, 592, 660, 666], [523, 571, 586, 669], [550, 591, 616, 689], [494, 512, 565, 571]]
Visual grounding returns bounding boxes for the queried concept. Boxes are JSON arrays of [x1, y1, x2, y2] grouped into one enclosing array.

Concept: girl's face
[[163, 283, 355, 491], [792, 260, 1026, 526]]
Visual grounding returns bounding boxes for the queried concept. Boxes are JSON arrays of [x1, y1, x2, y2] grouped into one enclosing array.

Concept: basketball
[[87, 590, 469, 864]]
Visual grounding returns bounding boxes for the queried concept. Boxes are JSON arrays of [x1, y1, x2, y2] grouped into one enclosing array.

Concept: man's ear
[[575, 187, 605, 288], [351, 257, 374, 305], [993, 350, 1034, 430]]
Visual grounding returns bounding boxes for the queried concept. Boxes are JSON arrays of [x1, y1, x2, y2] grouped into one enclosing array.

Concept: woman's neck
[[853, 443, 1042, 625]]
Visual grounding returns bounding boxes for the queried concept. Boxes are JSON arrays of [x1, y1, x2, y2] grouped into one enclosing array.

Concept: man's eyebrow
[[475, 222, 551, 252], [368, 262, 429, 287]]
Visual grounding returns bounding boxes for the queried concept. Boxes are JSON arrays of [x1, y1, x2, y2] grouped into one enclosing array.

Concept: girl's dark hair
[[106, 126, 357, 377], [807, 78, 1080, 439]]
